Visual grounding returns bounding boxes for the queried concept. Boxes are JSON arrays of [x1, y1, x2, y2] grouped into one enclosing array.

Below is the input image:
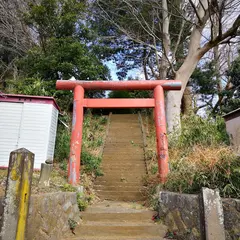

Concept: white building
[[0, 94, 60, 169]]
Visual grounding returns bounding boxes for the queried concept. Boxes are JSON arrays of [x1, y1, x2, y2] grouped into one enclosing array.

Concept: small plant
[[164, 231, 177, 239], [77, 192, 88, 211], [81, 149, 103, 176], [150, 165, 158, 175], [68, 218, 77, 234], [61, 183, 76, 192], [99, 116, 108, 125], [54, 114, 71, 162], [60, 161, 68, 171]]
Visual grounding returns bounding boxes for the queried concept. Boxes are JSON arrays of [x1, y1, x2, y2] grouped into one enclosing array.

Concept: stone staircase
[[63, 114, 167, 240], [64, 201, 167, 240], [95, 114, 146, 201]]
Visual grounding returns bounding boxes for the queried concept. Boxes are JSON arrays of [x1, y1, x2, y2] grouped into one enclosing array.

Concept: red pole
[[154, 85, 169, 183], [69, 85, 84, 185]]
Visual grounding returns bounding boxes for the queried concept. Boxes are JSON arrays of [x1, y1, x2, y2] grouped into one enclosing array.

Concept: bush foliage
[[166, 115, 240, 198], [144, 114, 240, 199]]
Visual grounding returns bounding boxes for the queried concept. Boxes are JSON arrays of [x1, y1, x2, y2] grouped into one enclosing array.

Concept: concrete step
[[110, 115, 139, 120], [105, 144, 143, 149], [80, 211, 154, 222], [100, 170, 145, 175], [101, 166, 146, 172], [101, 172, 146, 178], [107, 134, 142, 138], [94, 185, 145, 191], [101, 159, 145, 163], [84, 201, 150, 213], [101, 166, 146, 170], [96, 191, 145, 201], [66, 225, 167, 238], [103, 148, 144, 153], [94, 181, 144, 186], [103, 145, 144, 149], [109, 123, 140, 127], [102, 155, 145, 160], [64, 237, 165, 240], [105, 139, 143, 143], [102, 153, 144, 158], [101, 163, 146, 168], [96, 175, 144, 182]]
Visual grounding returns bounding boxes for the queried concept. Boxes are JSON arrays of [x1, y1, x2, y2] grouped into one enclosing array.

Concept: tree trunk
[[166, 55, 200, 133], [181, 86, 193, 115], [160, 0, 170, 80]]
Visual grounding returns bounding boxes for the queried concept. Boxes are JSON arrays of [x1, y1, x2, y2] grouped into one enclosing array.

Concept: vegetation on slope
[[143, 113, 240, 199]]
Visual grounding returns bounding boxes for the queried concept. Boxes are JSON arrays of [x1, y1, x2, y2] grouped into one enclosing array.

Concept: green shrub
[[163, 115, 239, 198], [61, 183, 77, 192], [81, 149, 103, 176], [99, 116, 108, 125], [169, 115, 230, 149], [55, 127, 70, 162], [77, 192, 88, 211]]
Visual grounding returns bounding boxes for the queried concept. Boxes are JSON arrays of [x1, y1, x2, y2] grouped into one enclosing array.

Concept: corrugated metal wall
[[0, 102, 23, 167], [225, 116, 240, 155], [0, 102, 58, 169], [47, 105, 59, 161]]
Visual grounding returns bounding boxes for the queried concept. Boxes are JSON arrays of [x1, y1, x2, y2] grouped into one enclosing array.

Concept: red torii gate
[[56, 80, 182, 186]]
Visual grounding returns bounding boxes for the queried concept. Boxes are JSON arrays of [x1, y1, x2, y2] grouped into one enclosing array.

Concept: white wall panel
[[0, 101, 59, 169], [0, 102, 23, 166], [18, 103, 52, 169]]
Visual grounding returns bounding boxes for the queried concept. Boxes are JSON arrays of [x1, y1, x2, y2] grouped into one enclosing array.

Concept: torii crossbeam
[[56, 80, 182, 186]]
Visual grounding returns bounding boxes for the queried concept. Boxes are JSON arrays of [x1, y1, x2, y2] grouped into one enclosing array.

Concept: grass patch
[[81, 149, 103, 176]]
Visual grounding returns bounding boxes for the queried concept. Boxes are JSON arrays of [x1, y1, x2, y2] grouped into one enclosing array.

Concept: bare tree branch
[[199, 14, 240, 56]]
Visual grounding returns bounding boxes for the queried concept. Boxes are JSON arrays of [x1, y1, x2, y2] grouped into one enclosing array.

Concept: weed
[[169, 115, 230, 149], [60, 161, 68, 171], [77, 192, 88, 211], [81, 149, 103, 176], [99, 116, 108, 125], [68, 218, 77, 233], [55, 125, 70, 162], [150, 165, 158, 175], [61, 183, 77, 192], [143, 114, 240, 199]]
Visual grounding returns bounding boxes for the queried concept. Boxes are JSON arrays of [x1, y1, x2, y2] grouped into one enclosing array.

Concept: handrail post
[[154, 85, 169, 183], [68, 85, 84, 185]]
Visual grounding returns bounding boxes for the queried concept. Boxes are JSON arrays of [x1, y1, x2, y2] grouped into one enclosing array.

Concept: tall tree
[[0, 0, 32, 85], [17, 0, 109, 91], [93, 0, 240, 133], [191, 45, 240, 114]]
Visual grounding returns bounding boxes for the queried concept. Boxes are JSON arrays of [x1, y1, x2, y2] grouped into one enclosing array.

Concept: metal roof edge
[[0, 93, 61, 112]]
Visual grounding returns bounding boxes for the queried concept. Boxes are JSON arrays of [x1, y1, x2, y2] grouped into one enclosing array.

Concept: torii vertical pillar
[[154, 85, 169, 183], [69, 85, 84, 185]]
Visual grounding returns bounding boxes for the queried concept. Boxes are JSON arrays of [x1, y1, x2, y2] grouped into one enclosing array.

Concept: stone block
[[26, 192, 80, 240], [158, 191, 202, 240], [201, 188, 225, 240]]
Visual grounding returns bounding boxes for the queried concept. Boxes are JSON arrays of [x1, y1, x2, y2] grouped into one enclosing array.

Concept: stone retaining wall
[[222, 198, 240, 240], [158, 191, 240, 240], [0, 192, 80, 240]]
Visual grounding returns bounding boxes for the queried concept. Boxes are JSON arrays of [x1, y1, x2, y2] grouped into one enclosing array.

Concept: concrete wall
[[0, 192, 80, 240], [224, 111, 240, 155], [158, 191, 240, 240]]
